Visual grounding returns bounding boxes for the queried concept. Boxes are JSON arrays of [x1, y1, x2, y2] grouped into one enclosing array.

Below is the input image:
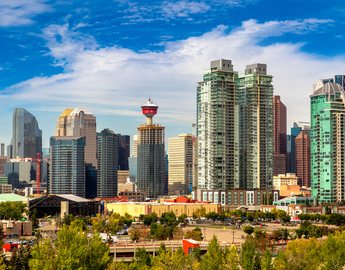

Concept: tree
[[243, 225, 254, 235], [30, 208, 39, 230], [261, 248, 273, 270], [150, 212, 158, 223], [247, 212, 254, 222], [200, 207, 207, 218], [268, 194, 273, 205], [263, 194, 267, 205], [143, 215, 153, 226], [133, 247, 152, 268], [160, 211, 177, 227], [321, 231, 345, 270], [200, 235, 231, 270], [240, 237, 255, 270], [205, 212, 219, 224], [0, 201, 27, 220], [9, 242, 32, 270], [129, 227, 141, 241], [178, 213, 188, 224], [29, 225, 110, 270], [315, 194, 319, 206], [273, 238, 321, 270], [185, 228, 203, 241]]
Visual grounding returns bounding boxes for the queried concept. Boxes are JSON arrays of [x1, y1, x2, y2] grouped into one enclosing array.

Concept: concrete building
[[1, 143, 4, 157], [295, 131, 311, 187], [55, 107, 97, 167], [0, 184, 12, 194], [279, 185, 311, 197], [118, 170, 129, 184], [118, 190, 145, 201], [97, 129, 118, 198], [0, 156, 6, 176], [118, 134, 130, 170], [7, 108, 42, 162], [137, 99, 165, 198], [196, 60, 238, 191], [193, 189, 279, 210], [133, 135, 138, 158], [49, 136, 86, 197], [273, 95, 287, 176], [168, 133, 193, 196], [310, 82, 345, 202], [118, 183, 136, 193], [239, 63, 274, 190], [273, 173, 298, 189]]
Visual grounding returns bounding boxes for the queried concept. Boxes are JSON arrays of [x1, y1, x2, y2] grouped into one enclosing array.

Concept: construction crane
[[18, 153, 49, 195], [175, 119, 198, 189]]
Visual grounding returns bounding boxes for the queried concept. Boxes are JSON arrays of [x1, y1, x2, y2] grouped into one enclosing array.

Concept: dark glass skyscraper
[[49, 136, 86, 197], [137, 99, 165, 198], [117, 134, 130, 170], [7, 108, 42, 161], [97, 129, 118, 198]]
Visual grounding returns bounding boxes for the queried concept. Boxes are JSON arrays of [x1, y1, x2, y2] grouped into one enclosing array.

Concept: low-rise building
[[192, 189, 279, 210], [0, 220, 32, 237], [0, 184, 12, 194], [279, 185, 311, 197], [118, 190, 145, 202], [273, 173, 298, 189], [105, 201, 220, 217]]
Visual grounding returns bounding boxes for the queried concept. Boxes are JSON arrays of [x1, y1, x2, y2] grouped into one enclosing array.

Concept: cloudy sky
[[0, 0, 344, 151]]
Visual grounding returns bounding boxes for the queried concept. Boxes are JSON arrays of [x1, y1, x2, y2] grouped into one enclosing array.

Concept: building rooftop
[[70, 106, 93, 116], [56, 194, 89, 203], [312, 82, 344, 96], [0, 194, 28, 202], [59, 109, 74, 118]]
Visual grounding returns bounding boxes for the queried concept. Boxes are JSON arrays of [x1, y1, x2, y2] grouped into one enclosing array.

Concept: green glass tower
[[310, 82, 345, 203], [196, 60, 239, 190], [238, 64, 274, 190]]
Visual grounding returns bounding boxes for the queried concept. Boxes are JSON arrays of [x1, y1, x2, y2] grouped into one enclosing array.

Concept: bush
[[129, 227, 141, 241], [243, 225, 254, 235]]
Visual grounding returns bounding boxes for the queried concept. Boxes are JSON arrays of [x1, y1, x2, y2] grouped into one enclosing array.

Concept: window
[[234, 193, 238, 204], [215, 193, 218, 203], [203, 193, 207, 201], [257, 192, 260, 204], [228, 193, 232, 204], [240, 192, 243, 205], [209, 193, 213, 202], [221, 193, 225, 205]]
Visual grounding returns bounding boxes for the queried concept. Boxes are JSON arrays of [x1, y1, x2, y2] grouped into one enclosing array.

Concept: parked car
[[261, 224, 268, 227], [273, 220, 280, 224]]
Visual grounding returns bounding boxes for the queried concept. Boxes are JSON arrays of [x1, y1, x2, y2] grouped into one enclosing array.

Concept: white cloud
[[3, 18, 341, 132], [0, 0, 52, 27], [160, 1, 210, 18]]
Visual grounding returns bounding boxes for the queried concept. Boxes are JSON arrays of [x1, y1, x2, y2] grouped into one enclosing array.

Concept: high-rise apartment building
[[315, 75, 345, 91], [7, 108, 42, 161], [49, 136, 86, 197], [137, 99, 165, 198], [197, 59, 239, 191], [55, 106, 97, 166], [310, 82, 345, 202], [238, 63, 274, 190], [295, 130, 311, 187], [97, 129, 118, 198], [197, 60, 274, 191], [118, 134, 130, 170], [1, 143, 4, 157], [168, 133, 193, 195], [273, 96, 287, 176]]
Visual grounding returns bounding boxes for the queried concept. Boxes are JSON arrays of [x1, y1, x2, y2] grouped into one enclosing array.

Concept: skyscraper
[[137, 99, 165, 198], [310, 82, 345, 202], [273, 96, 287, 176], [49, 136, 86, 197], [1, 143, 4, 157], [295, 130, 311, 187], [168, 133, 193, 195], [97, 129, 118, 198], [55, 106, 97, 167], [117, 134, 130, 170], [238, 63, 274, 190], [196, 59, 239, 191], [7, 108, 42, 161], [290, 121, 310, 173]]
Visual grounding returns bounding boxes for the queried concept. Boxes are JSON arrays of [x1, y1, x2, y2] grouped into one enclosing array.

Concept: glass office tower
[[7, 108, 42, 161], [97, 129, 118, 198]]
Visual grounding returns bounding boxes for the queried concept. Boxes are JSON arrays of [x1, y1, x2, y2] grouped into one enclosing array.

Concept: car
[[273, 221, 280, 224], [261, 224, 268, 227]]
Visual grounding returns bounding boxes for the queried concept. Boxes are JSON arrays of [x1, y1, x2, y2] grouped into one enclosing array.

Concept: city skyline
[[0, 1, 344, 150]]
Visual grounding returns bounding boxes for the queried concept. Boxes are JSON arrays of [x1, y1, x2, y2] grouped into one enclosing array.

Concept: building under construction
[[137, 99, 165, 198]]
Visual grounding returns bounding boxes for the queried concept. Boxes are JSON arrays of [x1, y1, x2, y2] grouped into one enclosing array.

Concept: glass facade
[[49, 136, 86, 197], [85, 165, 97, 199], [97, 129, 118, 198], [128, 157, 137, 182], [8, 108, 42, 161], [311, 82, 345, 202], [117, 134, 130, 170]]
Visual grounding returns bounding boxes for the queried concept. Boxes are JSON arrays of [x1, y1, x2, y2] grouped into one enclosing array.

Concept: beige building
[[118, 183, 136, 193], [118, 170, 130, 184], [55, 107, 97, 166], [133, 135, 138, 157], [105, 202, 220, 217], [273, 173, 298, 189], [0, 184, 12, 194], [168, 134, 193, 196]]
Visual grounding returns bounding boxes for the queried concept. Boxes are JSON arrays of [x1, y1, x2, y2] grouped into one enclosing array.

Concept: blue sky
[[0, 0, 345, 151]]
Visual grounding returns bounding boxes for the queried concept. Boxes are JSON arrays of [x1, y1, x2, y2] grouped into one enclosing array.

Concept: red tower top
[[141, 98, 158, 118]]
